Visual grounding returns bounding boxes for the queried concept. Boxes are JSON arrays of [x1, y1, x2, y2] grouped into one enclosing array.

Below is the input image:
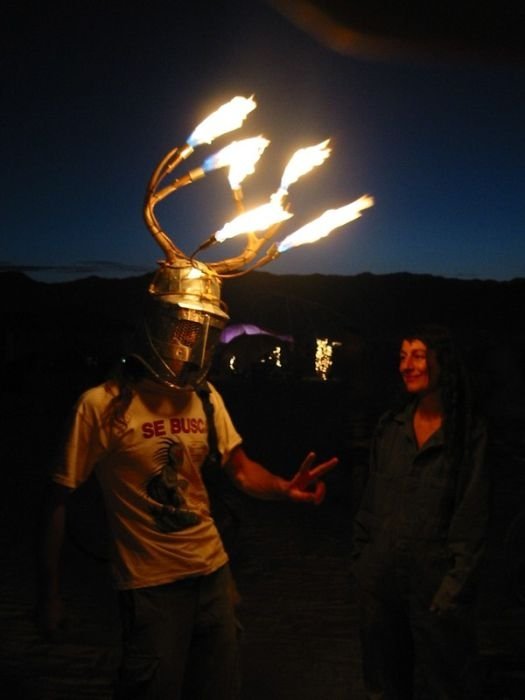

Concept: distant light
[[315, 338, 341, 381], [260, 345, 283, 368]]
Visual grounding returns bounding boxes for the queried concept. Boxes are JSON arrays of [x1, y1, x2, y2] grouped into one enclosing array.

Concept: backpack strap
[[196, 383, 240, 550], [196, 382, 220, 467]]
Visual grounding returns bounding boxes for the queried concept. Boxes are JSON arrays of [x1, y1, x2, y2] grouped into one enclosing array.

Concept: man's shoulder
[[197, 381, 225, 403], [204, 381, 221, 397], [77, 381, 119, 409]]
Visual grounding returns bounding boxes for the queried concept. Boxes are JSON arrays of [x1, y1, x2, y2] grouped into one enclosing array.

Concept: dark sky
[[3, 0, 524, 282]]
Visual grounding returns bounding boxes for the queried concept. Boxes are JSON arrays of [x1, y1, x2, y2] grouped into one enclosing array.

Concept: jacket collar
[[393, 399, 445, 449]]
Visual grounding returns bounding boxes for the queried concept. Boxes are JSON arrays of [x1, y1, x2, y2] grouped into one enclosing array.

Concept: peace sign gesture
[[286, 452, 339, 505]]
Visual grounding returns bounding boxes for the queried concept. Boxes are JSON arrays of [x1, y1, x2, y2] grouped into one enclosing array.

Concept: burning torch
[[143, 94, 374, 276]]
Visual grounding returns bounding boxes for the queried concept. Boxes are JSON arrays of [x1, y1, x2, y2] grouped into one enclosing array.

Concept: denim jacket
[[352, 401, 489, 603]]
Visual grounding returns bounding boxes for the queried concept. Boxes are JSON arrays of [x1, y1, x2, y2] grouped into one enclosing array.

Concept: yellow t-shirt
[[53, 379, 243, 590]]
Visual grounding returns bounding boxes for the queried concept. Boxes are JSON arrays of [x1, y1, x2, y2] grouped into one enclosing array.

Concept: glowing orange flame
[[146, 93, 374, 274], [187, 96, 256, 147], [277, 195, 374, 253], [215, 201, 293, 243], [274, 140, 332, 201], [203, 136, 270, 189]]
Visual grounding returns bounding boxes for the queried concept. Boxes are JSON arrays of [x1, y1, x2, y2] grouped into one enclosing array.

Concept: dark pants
[[114, 564, 241, 700], [355, 548, 479, 700], [358, 588, 479, 700]]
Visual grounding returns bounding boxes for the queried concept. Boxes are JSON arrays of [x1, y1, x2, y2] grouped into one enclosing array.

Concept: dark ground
[[2, 376, 525, 699]]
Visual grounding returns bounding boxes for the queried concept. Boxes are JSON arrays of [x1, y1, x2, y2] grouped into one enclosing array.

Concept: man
[[37, 261, 337, 699]]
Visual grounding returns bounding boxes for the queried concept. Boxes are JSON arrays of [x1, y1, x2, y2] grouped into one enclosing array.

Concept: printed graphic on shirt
[[146, 437, 201, 533]]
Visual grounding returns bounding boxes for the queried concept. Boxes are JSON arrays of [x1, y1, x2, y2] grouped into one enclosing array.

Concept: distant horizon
[[1, 261, 524, 285]]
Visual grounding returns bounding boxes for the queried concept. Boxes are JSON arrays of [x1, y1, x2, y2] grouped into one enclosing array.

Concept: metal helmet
[[132, 261, 229, 390]]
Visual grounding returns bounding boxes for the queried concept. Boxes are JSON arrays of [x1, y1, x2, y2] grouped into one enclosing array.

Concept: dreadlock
[[104, 355, 147, 430]]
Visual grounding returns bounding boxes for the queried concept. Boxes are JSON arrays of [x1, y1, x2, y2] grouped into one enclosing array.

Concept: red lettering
[[142, 422, 155, 439], [168, 417, 206, 434], [144, 418, 207, 438], [153, 419, 166, 436]]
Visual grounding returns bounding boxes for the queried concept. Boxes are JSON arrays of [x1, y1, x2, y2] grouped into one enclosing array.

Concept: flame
[[277, 195, 374, 253], [215, 201, 293, 243], [187, 96, 257, 147], [202, 136, 270, 189], [274, 140, 332, 201]]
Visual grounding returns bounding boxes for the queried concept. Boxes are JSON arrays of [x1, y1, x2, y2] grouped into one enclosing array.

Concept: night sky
[[3, 0, 524, 282]]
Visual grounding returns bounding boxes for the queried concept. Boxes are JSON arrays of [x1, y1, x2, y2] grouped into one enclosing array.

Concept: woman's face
[[399, 338, 441, 395]]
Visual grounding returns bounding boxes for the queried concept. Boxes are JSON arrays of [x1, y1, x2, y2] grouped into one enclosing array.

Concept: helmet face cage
[[142, 300, 225, 390], [130, 263, 229, 390]]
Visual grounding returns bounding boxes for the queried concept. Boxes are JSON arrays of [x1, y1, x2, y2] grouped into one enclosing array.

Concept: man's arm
[[36, 482, 72, 637], [224, 446, 338, 505]]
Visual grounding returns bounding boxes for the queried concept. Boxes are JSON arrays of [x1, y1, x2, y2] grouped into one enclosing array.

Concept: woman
[[352, 325, 489, 699]]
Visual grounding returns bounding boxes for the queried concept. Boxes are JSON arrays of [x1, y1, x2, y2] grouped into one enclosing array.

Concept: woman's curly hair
[[401, 324, 474, 469]]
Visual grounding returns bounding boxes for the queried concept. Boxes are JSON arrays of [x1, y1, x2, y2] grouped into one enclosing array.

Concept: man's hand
[[286, 452, 339, 505], [226, 447, 338, 503]]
